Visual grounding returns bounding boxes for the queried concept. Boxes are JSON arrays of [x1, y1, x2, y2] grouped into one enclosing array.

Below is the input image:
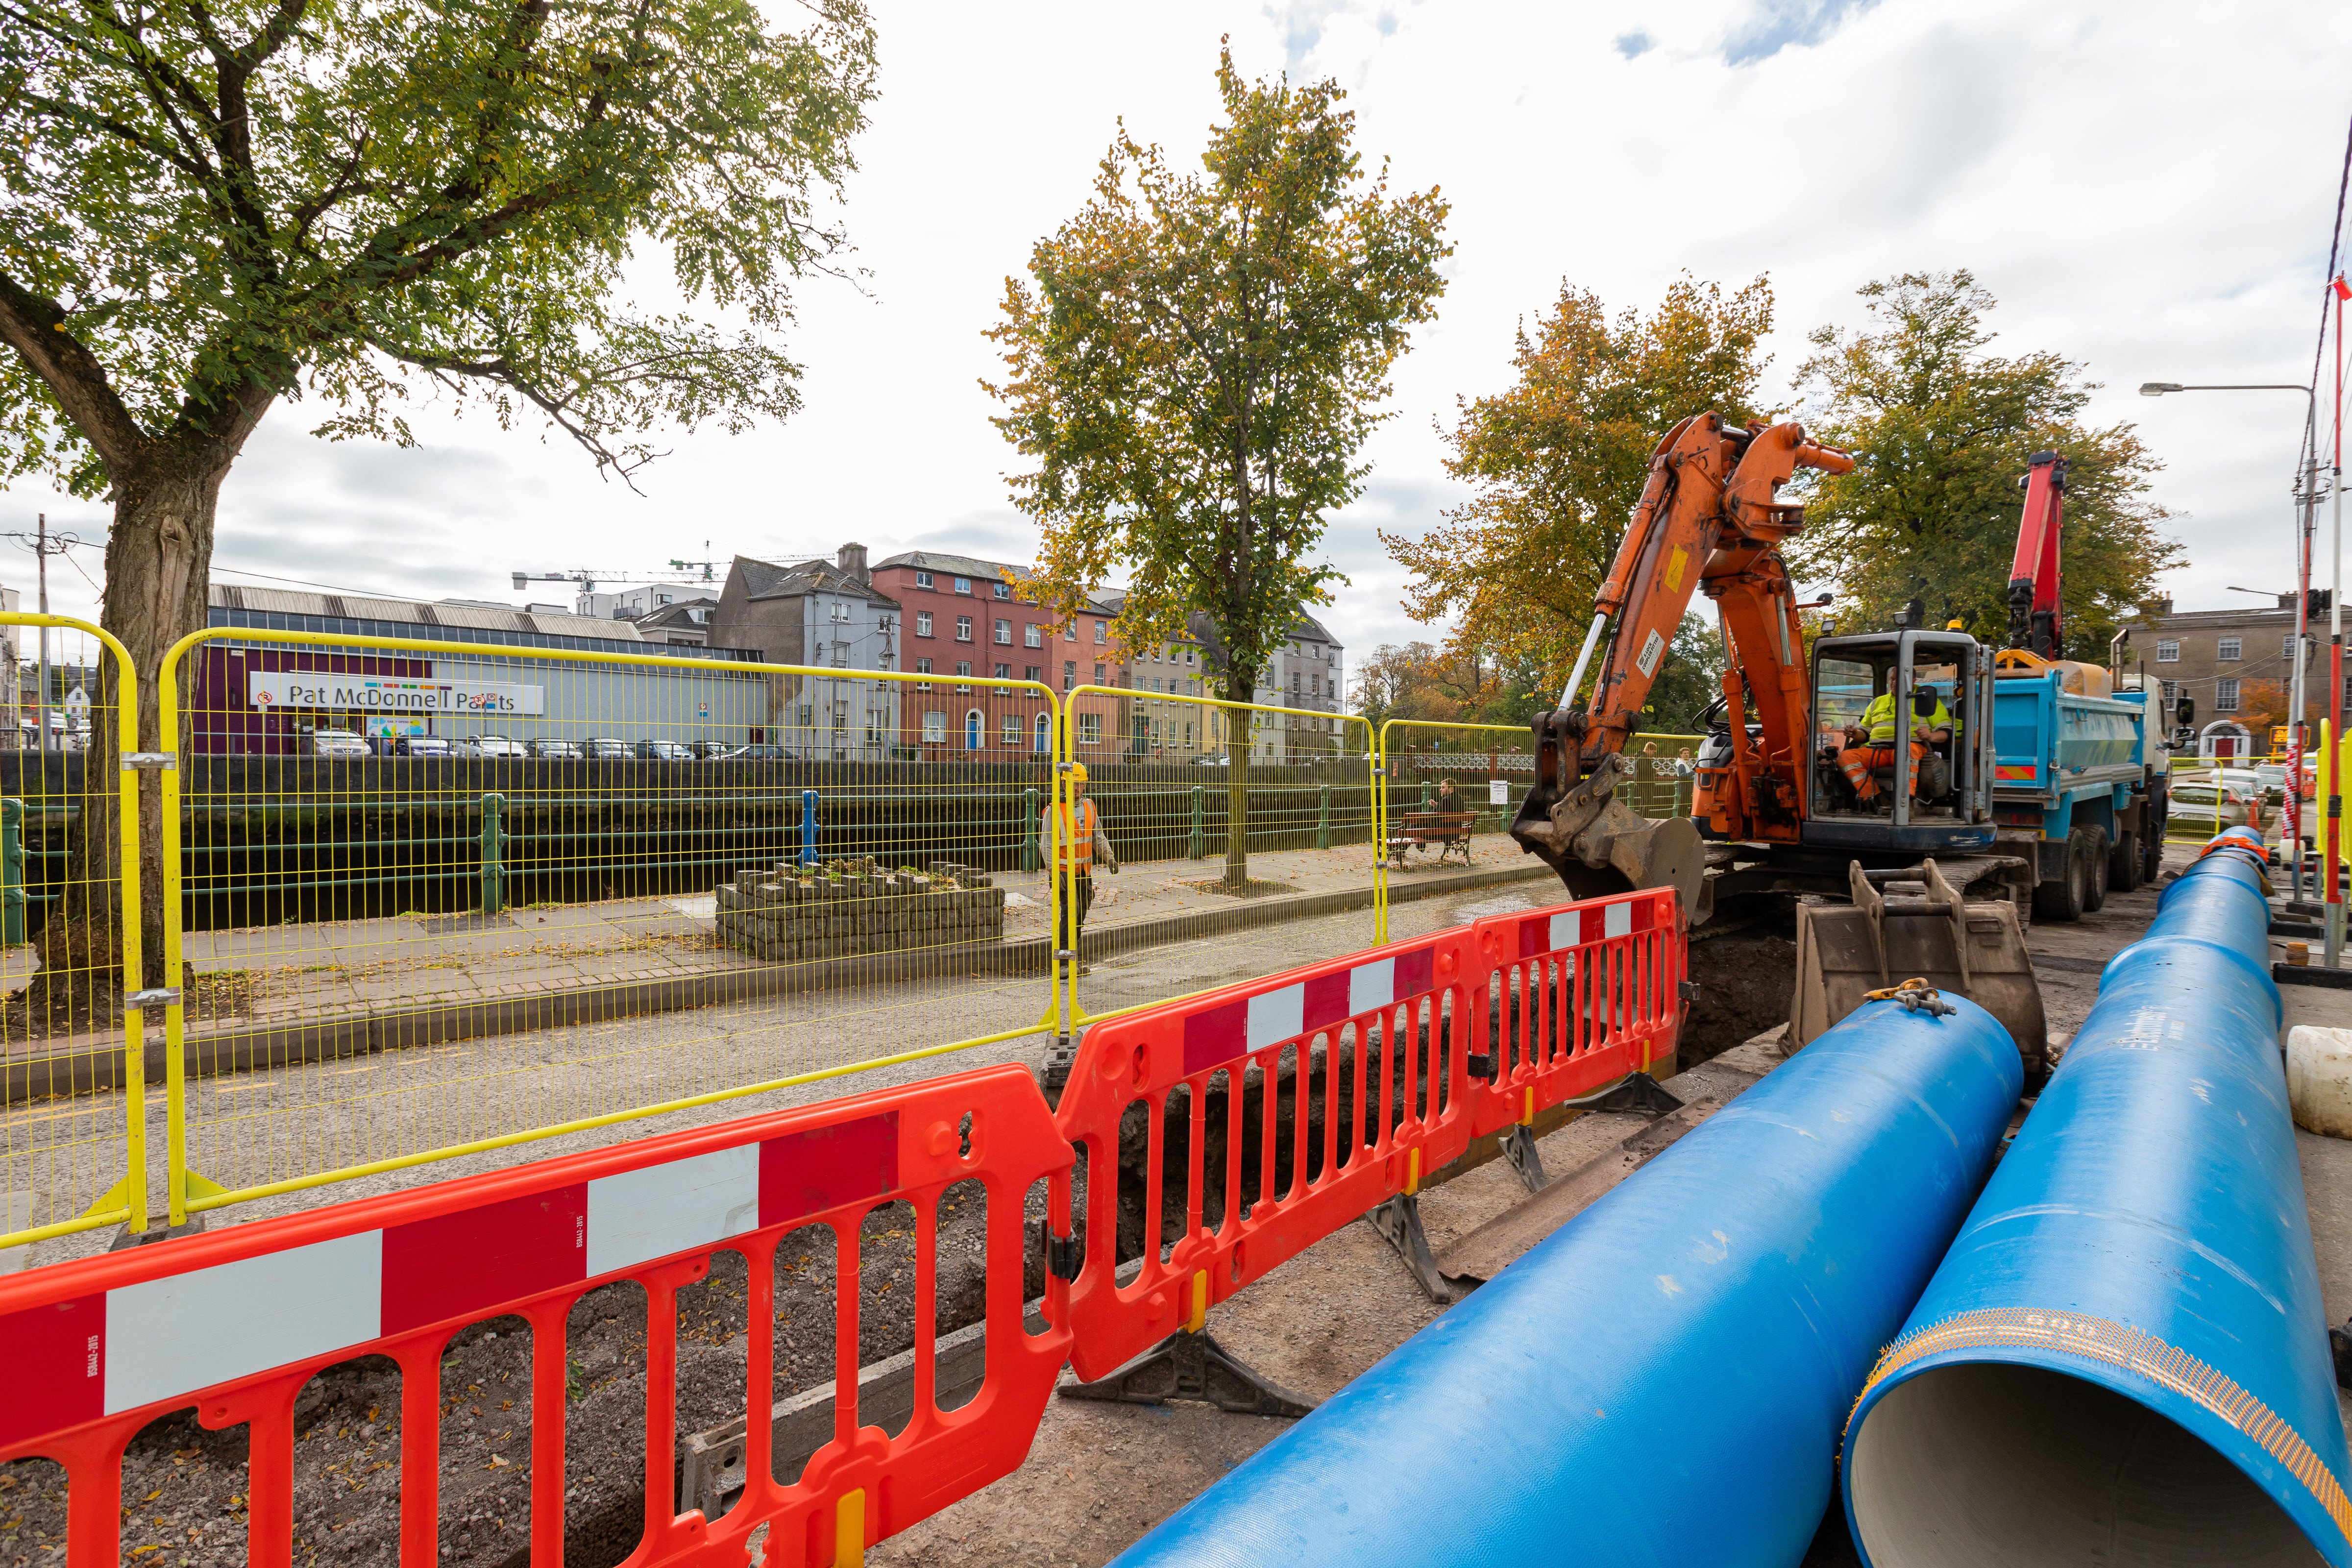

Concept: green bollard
[[1022, 787, 1040, 873], [0, 798, 24, 947], [1317, 783, 1332, 850], [1419, 780, 1431, 810], [1189, 784, 1206, 860], [480, 792, 507, 916]]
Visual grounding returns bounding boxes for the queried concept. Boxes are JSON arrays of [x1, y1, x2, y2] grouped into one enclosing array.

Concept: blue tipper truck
[[1986, 663, 2166, 922]]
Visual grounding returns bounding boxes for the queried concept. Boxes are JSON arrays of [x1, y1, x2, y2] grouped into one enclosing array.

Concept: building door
[[965, 709, 983, 751], [1035, 711, 1051, 753]]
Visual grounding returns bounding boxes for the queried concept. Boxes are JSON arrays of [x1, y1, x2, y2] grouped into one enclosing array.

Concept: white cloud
[[5, 0, 2347, 658]]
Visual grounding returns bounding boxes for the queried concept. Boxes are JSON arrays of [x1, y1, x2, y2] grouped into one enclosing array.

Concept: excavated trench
[[0, 922, 1800, 1568]]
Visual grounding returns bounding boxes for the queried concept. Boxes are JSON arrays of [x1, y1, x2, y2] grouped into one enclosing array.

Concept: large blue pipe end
[[1110, 996, 2022, 1568], [1844, 833, 2352, 1568]]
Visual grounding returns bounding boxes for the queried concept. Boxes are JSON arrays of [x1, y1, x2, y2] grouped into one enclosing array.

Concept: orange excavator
[[1510, 412, 2009, 925]]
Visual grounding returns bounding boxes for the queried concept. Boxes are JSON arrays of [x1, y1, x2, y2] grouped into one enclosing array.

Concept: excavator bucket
[[1789, 859, 2047, 1075], [1510, 747, 1715, 925]]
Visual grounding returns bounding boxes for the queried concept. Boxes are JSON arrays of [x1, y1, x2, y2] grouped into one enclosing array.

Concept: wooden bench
[[1385, 810, 1477, 870]]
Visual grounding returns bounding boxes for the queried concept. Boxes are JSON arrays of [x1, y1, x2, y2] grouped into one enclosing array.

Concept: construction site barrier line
[[0, 1061, 1074, 1568], [1049, 885, 1680, 1381]]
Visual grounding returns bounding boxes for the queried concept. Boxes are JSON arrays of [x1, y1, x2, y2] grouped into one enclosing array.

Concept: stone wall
[[714, 856, 1007, 963]]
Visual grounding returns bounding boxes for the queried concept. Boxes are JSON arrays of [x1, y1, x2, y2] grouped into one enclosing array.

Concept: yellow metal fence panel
[[158, 627, 1069, 1216], [0, 614, 147, 1248], [1055, 687, 1378, 1029]]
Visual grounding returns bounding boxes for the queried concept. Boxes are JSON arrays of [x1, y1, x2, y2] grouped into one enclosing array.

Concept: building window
[[2216, 637, 2241, 662], [2161, 680, 2179, 701], [1002, 713, 1023, 745], [829, 600, 850, 622], [1025, 623, 1043, 648], [796, 702, 813, 727], [914, 569, 934, 589], [955, 660, 972, 693], [992, 581, 1011, 599], [1065, 623, 1078, 642], [1063, 660, 1076, 691], [832, 699, 850, 724], [831, 641, 848, 667], [1035, 711, 1052, 753], [2156, 639, 2179, 662], [1024, 664, 1042, 683], [1093, 662, 1105, 685], [866, 708, 886, 745], [1078, 713, 1102, 745], [923, 710, 946, 743], [954, 577, 972, 595], [964, 709, 983, 750], [993, 662, 1011, 680], [916, 612, 932, 637], [994, 618, 1012, 644], [955, 616, 973, 641], [2217, 678, 2241, 712], [914, 657, 933, 690], [1093, 620, 1106, 644]]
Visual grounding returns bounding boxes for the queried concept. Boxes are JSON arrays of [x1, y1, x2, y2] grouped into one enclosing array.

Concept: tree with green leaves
[[987, 46, 1448, 891], [1, 0, 876, 999], [1388, 274, 1774, 684], [1792, 270, 2180, 653]]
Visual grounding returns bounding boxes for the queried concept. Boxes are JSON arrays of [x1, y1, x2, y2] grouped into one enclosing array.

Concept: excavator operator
[[1837, 688, 1952, 808]]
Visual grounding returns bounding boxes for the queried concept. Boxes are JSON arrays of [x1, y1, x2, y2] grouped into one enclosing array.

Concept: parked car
[[307, 727, 372, 759], [633, 739, 697, 760], [525, 737, 583, 759], [2169, 781, 2255, 833], [687, 740, 737, 760], [458, 735, 527, 759], [390, 735, 452, 758], [726, 744, 790, 760], [1192, 754, 1231, 767], [581, 736, 632, 759]]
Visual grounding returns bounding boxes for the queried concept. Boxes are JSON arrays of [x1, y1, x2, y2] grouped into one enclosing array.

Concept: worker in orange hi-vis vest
[[1040, 763, 1120, 975]]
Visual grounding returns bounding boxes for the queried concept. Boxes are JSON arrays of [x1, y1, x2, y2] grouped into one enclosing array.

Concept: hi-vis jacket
[[1039, 797, 1118, 872]]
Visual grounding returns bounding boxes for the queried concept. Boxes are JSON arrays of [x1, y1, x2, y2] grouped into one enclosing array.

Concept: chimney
[[838, 542, 869, 585]]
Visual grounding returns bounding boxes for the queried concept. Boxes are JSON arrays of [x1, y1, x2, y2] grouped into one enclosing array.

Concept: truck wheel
[[2082, 826, 2110, 912], [2109, 830, 2143, 893], [2033, 831, 2088, 923], [2142, 815, 2166, 883]]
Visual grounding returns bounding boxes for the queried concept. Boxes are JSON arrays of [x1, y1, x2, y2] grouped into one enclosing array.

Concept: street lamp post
[[2140, 380, 2321, 913]]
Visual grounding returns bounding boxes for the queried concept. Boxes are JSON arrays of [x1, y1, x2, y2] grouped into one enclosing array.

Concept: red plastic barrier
[[0, 1064, 1071, 1568], [1049, 888, 1683, 1380], [1462, 887, 1682, 1140]]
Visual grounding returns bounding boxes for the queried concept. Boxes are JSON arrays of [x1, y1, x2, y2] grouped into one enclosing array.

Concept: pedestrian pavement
[[0, 833, 1541, 1055]]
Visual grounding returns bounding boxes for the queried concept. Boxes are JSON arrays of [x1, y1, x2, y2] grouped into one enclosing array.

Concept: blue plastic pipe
[[1111, 995, 2022, 1568], [1843, 830, 2352, 1568]]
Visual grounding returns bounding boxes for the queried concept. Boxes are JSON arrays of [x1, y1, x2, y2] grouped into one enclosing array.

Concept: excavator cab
[[1801, 628, 1998, 857]]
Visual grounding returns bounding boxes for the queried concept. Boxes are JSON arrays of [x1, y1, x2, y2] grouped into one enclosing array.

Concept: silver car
[[307, 727, 372, 758], [459, 735, 527, 759]]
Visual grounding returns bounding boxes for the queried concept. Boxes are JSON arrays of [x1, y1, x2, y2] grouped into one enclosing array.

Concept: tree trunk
[[1224, 685, 1250, 893], [28, 441, 222, 1024]]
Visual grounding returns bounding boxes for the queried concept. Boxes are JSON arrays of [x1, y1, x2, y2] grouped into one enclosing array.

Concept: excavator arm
[[1512, 413, 1854, 919]]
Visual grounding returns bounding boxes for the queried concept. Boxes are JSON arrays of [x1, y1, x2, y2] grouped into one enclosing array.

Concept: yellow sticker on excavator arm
[[1664, 546, 1688, 592]]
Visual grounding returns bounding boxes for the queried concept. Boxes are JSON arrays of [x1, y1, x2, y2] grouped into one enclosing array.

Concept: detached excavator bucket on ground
[[1789, 859, 2047, 1075]]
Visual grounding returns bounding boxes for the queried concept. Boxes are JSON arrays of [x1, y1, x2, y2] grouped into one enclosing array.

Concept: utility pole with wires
[[6, 515, 80, 755]]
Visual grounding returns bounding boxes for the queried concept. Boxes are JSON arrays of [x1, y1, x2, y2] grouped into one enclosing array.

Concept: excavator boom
[[1512, 412, 1852, 920], [2007, 452, 2067, 657]]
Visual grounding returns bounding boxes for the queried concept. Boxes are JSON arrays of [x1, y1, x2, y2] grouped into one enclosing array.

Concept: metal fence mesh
[[160, 630, 1063, 1216], [0, 617, 144, 1245]]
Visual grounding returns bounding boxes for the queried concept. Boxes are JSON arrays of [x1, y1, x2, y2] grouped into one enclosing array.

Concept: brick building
[[2121, 593, 2308, 759], [866, 550, 1128, 759]]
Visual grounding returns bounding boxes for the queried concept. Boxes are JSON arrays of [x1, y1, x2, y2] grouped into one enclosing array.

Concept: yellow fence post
[[0, 612, 149, 1249]]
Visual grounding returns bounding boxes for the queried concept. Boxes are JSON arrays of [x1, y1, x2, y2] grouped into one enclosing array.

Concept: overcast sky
[[9, 0, 2351, 667]]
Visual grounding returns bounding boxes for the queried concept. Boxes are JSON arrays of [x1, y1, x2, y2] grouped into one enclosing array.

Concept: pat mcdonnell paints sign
[[247, 673, 545, 715]]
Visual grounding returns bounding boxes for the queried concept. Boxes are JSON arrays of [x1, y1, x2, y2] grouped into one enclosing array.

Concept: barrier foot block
[[1368, 1193, 1451, 1304], [1057, 1328, 1319, 1419], [1560, 1071, 1684, 1118], [1498, 1125, 1549, 1195]]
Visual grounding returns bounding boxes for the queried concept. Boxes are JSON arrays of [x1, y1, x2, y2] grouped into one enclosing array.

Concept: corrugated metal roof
[[422, 603, 527, 631], [216, 586, 326, 614], [341, 595, 432, 623]]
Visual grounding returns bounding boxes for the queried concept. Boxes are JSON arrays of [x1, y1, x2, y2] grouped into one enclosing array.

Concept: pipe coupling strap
[[1862, 978, 1957, 1016], [121, 753, 175, 771], [1851, 1306, 2352, 1550]]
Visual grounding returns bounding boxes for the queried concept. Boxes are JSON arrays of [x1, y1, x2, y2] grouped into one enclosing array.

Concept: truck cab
[[1799, 629, 1998, 856]]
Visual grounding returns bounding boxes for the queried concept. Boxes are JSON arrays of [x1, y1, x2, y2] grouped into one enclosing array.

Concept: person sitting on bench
[[1837, 689, 1951, 808]]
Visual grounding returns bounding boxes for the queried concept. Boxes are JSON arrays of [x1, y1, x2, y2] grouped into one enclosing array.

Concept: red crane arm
[[2007, 452, 2067, 656]]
